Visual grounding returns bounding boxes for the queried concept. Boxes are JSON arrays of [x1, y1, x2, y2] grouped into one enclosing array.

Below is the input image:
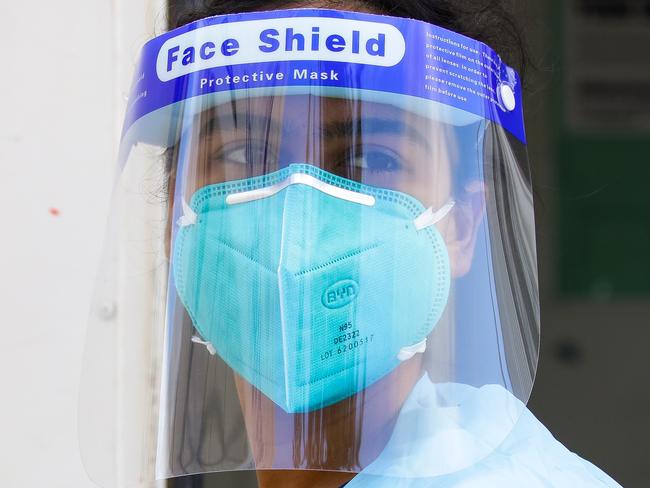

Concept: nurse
[[79, 2, 623, 488]]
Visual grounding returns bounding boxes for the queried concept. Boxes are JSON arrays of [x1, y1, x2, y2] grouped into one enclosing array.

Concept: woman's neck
[[256, 470, 355, 488]]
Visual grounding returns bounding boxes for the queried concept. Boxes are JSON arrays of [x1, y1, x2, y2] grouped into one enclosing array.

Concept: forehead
[[196, 95, 445, 139]]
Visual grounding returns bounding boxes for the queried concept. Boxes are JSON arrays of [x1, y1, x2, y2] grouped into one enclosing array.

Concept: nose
[[275, 96, 342, 172]]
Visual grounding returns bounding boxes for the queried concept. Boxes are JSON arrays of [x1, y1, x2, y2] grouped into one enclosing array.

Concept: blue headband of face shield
[[173, 163, 454, 413]]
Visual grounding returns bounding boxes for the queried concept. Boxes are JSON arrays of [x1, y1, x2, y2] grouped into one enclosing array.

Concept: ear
[[444, 181, 486, 278]]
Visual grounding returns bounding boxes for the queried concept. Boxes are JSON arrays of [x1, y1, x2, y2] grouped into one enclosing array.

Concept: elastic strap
[[414, 201, 455, 231]]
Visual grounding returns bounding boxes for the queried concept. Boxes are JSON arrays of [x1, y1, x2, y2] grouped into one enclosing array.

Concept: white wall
[[0, 1, 165, 486]]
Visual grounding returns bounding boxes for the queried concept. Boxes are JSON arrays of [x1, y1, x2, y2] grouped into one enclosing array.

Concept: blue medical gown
[[347, 374, 623, 487]]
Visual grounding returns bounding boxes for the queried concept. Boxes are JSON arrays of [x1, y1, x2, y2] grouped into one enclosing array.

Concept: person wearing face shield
[[78, 1, 624, 487]]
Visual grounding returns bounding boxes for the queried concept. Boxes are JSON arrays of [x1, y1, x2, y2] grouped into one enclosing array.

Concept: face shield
[[79, 8, 539, 487]]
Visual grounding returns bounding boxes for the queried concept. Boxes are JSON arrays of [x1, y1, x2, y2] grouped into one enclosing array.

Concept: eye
[[352, 146, 404, 173], [213, 141, 276, 168], [222, 145, 247, 165]]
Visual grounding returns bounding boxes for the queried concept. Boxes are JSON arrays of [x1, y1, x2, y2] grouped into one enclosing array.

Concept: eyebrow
[[200, 111, 432, 151], [321, 117, 432, 151], [200, 111, 283, 137]]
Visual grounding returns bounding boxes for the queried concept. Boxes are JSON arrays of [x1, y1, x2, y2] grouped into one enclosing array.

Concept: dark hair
[[169, 0, 529, 82]]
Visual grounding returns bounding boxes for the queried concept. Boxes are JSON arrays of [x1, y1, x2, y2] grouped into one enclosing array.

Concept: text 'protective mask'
[[173, 164, 453, 413]]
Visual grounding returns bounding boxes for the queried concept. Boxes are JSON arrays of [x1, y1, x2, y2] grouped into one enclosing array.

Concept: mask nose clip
[[225, 171, 376, 206]]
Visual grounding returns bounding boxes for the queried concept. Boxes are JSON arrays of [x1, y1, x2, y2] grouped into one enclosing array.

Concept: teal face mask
[[173, 164, 452, 413]]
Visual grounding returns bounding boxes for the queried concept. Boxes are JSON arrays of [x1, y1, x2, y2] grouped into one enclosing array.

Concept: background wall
[[0, 1, 165, 487], [522, 2, 650, 487], [0, 1, 646, 487]]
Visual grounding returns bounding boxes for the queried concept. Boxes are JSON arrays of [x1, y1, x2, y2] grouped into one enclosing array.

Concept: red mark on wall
[[49, 208, 61, 217]]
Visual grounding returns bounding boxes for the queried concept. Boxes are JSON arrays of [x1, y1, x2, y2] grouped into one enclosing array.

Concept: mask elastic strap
[[177, 198, 197, 227], [398, 200, 455, 362], [414, 200, 455, 231], [191, 335, 216, 355], [397, 338, 428, 361]]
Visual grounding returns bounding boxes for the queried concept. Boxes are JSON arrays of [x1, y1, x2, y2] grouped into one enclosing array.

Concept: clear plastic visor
[[80, 88, 539, 487]]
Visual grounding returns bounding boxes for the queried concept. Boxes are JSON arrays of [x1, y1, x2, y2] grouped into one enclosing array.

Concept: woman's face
[[186, 95, 456, 210], [173, 93, 468, 471]]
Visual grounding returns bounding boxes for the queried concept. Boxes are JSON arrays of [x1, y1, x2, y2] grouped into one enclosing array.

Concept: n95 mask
[[173, 164, 452, 413]]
